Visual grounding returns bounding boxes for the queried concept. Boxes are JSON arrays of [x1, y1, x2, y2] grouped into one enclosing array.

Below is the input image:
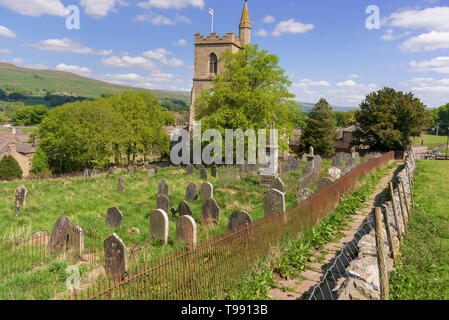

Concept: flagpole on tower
[[209, 8, 214, 34]]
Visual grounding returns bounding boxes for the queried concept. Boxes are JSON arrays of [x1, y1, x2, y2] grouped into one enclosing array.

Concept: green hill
[[0, 63, 191, 108]]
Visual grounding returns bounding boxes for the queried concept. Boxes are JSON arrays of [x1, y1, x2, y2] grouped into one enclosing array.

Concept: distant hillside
[[297, 101, 357, 113], [0, 63, 191, 108]]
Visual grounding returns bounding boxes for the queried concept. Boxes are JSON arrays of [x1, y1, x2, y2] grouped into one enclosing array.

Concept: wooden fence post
[[397, 186, 408, 233], [389, 182, 404, 244], [401, 181, 411, 221], [374, 207, 389, 300], [382, 204, 396, 262]]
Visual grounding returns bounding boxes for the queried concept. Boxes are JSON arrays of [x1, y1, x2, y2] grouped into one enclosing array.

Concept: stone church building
[[189, 0, 252, 134]]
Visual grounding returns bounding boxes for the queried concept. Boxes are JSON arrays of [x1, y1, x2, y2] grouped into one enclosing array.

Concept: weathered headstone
[[49, 216, 73, 252], [317, 177, 333, 191], [108, 167, 116, 175], [200, 182, 214, 201], [186, 164, 194, 176], [154, 166, 159, 174], [269, 177, 285, 193], [83, 169, 91, 178], [200, 168, 208, 180], [297, 188, 314, 205], [106, 207, 123, 228], [263, 189, 285, 217], [328, 167, 342, 181], [314, 154, 323, 171], [176, 215, 197, 249], [156, 195, 170, 214], [227, 210, 253, 232], [201, 199, 220, 226], [128, 165, 135, 174], [178, 200, 193, 216], [147, 168, 155, 177], [158, 179, 169, 197], [186, 182, 198, 201], [117, 176, 125, 192], [149, 209, 169, 245], [104, 233, 127, 279], [69, 225, 84, 255], [211, 164, 218, 178], [15, 184, 27, 207]]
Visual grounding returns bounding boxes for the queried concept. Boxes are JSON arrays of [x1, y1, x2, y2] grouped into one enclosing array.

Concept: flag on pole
[[209, 8, 214, 15]]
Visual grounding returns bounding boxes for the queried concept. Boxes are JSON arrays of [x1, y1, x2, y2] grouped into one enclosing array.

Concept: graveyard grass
[[389, 160, 449, 300]]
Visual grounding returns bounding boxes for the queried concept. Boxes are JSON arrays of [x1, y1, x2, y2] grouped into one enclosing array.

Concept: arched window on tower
[[209, 53, 218, 75]]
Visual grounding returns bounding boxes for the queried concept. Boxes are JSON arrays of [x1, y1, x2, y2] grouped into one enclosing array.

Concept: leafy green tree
[[0, 113, 8, 122], [333, 110, 357, 128], [0, 155, 23, 180], [432, 103, 449, 134], [354, 87, 429, 151], [12, 105, 48, 126], [300, 98, 337, 155], [195, 44, 301, 153], [0, 88, 6, 99]]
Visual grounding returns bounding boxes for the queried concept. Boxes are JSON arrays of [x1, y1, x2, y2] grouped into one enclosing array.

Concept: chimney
[[8, 143, 16, 155]]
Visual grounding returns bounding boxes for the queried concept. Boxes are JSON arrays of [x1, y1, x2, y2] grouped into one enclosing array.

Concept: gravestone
[[108, 167, 116, 175], [263, 189, 285, 217], [287, 156, 301, 172], [69, 225, 84, 255], [227, 210, 253, 232], [342, 167, 352, 176], [83, 169, 91, 178], [117, 176, 125, 192], [317, 177, 333, 191], [49, 216, 73, 252], [186, 164, 194, 176], [147, 168, 155, 177], [158, 179, 169, 197], [269, 177, 285, 193], [178, 200, 193, 216], [200, 182, 213, 201], [104, 233, 127, 279], [128, 165, 135, 174], [186, 182, 198, 201], [314, 155, 323, 171], [211, 165, 218, 178], [106, 207, 123, 228], [156, 195, 170, 214], [15, 184, 27, 207], [297, 188, 314, 205], [149, 209, 169, 245], [200, 168, 208, 180], [201, 199, 220, 226], [328, 167, 342, 181], [176, 215, 197, 249], [154, 166, 159, 174]]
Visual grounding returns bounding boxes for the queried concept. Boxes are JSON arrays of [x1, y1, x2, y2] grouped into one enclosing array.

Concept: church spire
[[239, 0, 251, 47]]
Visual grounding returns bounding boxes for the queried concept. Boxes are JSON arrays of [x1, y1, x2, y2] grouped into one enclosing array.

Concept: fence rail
[[71, 151, 394, 301]]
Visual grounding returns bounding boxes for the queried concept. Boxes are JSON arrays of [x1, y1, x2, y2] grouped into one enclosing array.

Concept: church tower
[[189, 0, 251, 134]]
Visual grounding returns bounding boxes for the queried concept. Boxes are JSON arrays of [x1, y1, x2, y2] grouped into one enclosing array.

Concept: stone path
[[267, 164, 399, 300]]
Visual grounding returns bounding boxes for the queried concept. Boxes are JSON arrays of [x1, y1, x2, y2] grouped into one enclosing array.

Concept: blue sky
[[0, 0, 449, 108]]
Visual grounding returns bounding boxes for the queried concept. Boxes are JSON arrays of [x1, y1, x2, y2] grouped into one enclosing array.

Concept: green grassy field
[[390, 160, 449, 300], [412, 133, 449, 147]]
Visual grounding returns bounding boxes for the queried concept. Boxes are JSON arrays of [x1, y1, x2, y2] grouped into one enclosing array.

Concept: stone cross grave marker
[[201, 198, 220, 226], [106, 207, 123, 228], [176, 215, 197, 249], [149, 209, 169, 245], [104, 233, 127, 279], [200, 182, 213, 201]]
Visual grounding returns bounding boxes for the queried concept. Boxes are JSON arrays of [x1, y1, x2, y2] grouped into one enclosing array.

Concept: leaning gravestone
[[297, 188, 314, 205], [104, 233, 127, 279], [147, 168, 155, 178], [227, 210, 253, 232], [211, 165, 218, 178], [156, 195, 170, 214], [200, 182, 213, 201], [178, 200, 193, 216], [117, 176, 125, 192], [49, 216, 73, 252], [176, 215, 197, 249], [201, 199, 220, 226], [186, 182, 198, 201], [106, 207, 123, 228], [269, 177, 285, 193], [263, 189, 286, 217], [317, 177, 333, 191], [200, 168, 208, 180], [15, 185, 27, 207], [149, 209, 169, 245], [158, 179, 169, 197], [186, 164, 194, 176]]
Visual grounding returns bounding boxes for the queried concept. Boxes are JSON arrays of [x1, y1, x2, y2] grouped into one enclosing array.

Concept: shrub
[[0, 155, 23, 180]]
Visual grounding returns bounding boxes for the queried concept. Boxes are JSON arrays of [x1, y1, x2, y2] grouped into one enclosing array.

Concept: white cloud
[[410, 56, 449, 74], [255, 29, 268, 37], [142, 48, 185, 67], [134, 12, 190, 25], [0, 49, 12, 54], [56, 63, 92, 75], [0, 0, 67, 17], [0, 25, 17, 38], [380, 29, 411, 41], [349, 74, 361, 79], [398, 77, 449, 107], [11, 58, 23, 65], [336, 80, 357, 87], [293, 79, 330, 88], [386, 6, 449, 31], [172, 39, 187, 46], [28, 38, 113, 55], [101, 55, 157, 70], [400, 31, 449, 52], [272, 19, 314, 37], [262, 15, 276, 24], [138, 0, 204, 10]]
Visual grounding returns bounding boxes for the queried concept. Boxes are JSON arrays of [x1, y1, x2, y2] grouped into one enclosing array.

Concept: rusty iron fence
[[67, 151, 394, 301]]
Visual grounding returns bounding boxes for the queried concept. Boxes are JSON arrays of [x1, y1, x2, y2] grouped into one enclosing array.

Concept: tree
[[0, 155, 23, 180], [195, 44, 301, 152], [12, 105, 48, 126], [333, 110, 356, 128], [30, 145, 51, 176], [354, 87, 429, 151], [300, 98, 337, 156], [0, 88, 6, 99], [432, 103, 449, 134]]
